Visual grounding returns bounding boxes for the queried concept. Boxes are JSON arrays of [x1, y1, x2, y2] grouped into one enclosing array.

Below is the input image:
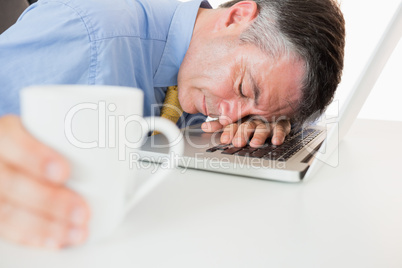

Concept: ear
[[216, 1, 258, 32]]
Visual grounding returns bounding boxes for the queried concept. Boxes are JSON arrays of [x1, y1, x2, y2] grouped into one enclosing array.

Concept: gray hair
[[220, 0, 345, 126]]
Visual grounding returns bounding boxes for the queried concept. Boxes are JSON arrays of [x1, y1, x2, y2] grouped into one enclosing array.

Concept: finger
[[232, 121, 258, 147], [271, 120, 291, 145], [0, 162, 90, 228], [0, 198, 88, 249], [201, 120, 224, 133], [220, 123, 239, 144], [0, 115, 70, 184], [249, 122, 272, 148]]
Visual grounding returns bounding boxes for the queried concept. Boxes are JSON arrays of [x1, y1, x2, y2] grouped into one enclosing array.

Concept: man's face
[[177, 39, 305, 126]]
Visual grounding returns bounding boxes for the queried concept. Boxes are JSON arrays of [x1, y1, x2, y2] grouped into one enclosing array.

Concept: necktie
[[152, 85, 183, 135]]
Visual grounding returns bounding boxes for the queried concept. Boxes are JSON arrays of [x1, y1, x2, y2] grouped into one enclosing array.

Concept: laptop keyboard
[[206, 128, 322, 161]]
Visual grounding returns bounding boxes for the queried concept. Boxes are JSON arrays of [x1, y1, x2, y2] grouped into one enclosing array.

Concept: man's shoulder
[[40, 0, 179, 13], [38, 0, 180, 41]]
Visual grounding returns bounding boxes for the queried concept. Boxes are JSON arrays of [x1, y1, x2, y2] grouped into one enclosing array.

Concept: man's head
[[177, 0, 345, 127]]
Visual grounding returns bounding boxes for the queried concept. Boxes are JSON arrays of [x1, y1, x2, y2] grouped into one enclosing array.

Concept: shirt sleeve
[[0, 1, 94, 116]]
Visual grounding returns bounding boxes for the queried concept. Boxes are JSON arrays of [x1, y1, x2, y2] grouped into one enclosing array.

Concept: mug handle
[[124, 116, 184, 213]]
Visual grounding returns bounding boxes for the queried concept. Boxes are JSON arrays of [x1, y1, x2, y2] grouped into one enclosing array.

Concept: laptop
[[137, 3, 402, 183]]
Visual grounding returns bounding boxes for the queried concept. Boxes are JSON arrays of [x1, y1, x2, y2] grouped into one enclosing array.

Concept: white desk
[[0, 119, 401, 268]]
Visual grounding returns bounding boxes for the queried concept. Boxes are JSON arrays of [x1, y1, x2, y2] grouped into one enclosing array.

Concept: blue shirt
[[0, 0, 209, 127]]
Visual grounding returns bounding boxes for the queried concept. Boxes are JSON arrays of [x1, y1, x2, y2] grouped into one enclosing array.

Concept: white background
[[187, 0, 402, 121]]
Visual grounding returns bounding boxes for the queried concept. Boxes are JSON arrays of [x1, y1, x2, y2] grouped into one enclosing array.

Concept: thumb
[[201, 120, 224, 133], [0, 115, 70, 184]]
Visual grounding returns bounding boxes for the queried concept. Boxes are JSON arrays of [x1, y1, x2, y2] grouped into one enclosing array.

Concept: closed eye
[[239, 82, 246, 98]]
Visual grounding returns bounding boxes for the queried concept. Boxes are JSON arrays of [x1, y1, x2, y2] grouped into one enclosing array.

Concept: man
[[0, 0, 345, 248]]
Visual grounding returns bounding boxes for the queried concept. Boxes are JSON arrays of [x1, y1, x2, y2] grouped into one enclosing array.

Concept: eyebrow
[[250, 74, 261, 106]]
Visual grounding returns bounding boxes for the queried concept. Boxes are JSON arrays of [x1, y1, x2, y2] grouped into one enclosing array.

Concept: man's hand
[[0, 115, 90, 249], [201, 118, 291, 148]]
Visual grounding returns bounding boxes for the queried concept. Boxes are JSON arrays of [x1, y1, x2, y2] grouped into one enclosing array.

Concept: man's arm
[[0, 1, 93, 116]]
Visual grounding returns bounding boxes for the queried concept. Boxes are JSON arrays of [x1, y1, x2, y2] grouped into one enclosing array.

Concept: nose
[[218, 100, 248, 126]]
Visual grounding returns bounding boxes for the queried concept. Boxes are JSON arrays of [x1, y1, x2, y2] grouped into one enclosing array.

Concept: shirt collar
[[153, 0, 212, 87]]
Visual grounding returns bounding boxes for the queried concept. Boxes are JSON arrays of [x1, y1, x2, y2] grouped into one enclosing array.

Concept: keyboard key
[[258, 146, 276, 154], [272, 147, 288, 154], [237, 147, 258, 156], [222, 147, 243, 155], [250, 150, 267, 158], [206, 144, 230, 152], [263, 152, 283, 160]]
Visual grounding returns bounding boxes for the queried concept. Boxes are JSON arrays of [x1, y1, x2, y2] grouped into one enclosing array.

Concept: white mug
[[20, 85, 184, 242]]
